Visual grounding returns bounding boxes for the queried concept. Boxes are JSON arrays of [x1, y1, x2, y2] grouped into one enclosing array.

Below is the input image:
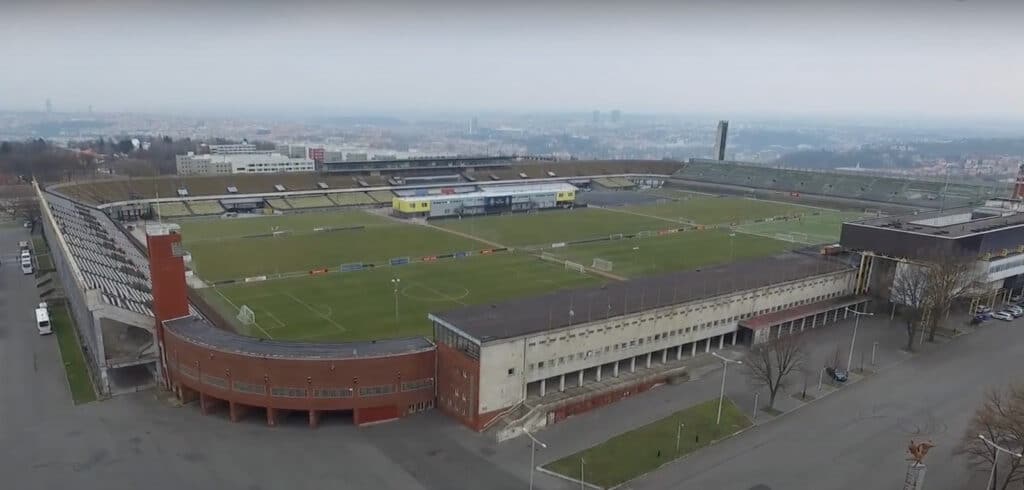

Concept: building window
[[233, 381, 266, 395], [538, 361, 545, 368], [314, 388, 353, 398], [401, 379, 434, 391], [507, 368, 516, 376], [271, 387, 307, 398], [359, 385, 396, 397]]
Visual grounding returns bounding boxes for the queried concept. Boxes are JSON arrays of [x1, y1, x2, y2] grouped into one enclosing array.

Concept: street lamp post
[[524, 430, 547, 490], [711, 352, 741, 425], [580, 458, 585, 490], [818, 366, 825, 391], [979, 434, 1022, 490], [391, 277, 401, 325], [676, 423, 685, 453], [845, 306, 874, 372]]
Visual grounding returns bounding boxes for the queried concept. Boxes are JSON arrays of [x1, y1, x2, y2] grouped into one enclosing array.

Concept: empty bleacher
[[154, 202, 192, 218], [367, 190, 396, 203], [327, 192, 377, 206], [186, 200, 224, 215], [286, 195, 337, 209], [593, 177, 636, 189], [45, 193, 155, 318], [265, 198, 292, 210], [675, 160, 995, 207]]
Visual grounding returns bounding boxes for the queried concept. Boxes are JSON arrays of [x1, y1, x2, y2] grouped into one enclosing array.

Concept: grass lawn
[[434, 208, 674, 247], [544, 399, 750, 488], [550, 229, 795, 278], [51, 304, 98, 404], [32, 236, 53, 271], [200, 252, 600, 341], [176, 210, 484, 282], [736, 211, 867, 244], [628, 196, 812, 225]]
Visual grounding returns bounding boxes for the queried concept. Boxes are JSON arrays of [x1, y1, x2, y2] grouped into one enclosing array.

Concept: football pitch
[[200, 252, 598, 341], [547, 229, 796, 278], [434, 207, 673, 247], [175, 210, 484, 281], [627, 195, 813, 225], [736, 210, 867, 244]]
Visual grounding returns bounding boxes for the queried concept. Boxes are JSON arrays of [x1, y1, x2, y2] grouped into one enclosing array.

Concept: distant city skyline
[[3, 0, 1023, 119]]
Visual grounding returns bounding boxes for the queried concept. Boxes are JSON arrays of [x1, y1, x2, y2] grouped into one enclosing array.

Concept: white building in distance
[[175, 151, 314, 175]]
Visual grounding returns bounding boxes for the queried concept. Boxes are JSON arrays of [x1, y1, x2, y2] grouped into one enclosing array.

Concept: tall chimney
[[1014, 163, 1024, 200]]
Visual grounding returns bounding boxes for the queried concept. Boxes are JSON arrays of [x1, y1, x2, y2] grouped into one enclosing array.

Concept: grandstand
[[39, 189, 165, 396], [367, 190, 396, 203], [676, 159, 996, 207], [154, 201, 191, 218], [327, 192, 377, 206], [286, 195, 336, 209], [186, 200, 224, 215], [50, 159, 684, 205], [593, 176, 636, 189], [265, 198, 292, 210]]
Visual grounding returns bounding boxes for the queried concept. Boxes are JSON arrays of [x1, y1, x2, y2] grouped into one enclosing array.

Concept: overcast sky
[[2, 0, 1022, 119]]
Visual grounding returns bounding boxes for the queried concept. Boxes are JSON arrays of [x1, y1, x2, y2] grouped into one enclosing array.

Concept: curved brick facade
[[163, 325, 436, 426]]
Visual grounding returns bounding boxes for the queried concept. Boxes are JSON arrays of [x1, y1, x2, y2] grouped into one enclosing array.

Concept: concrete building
[[208, 143, 258, 155], [713, 120, 729, 161], [175, 152, 315, 176], [841, 197, 1024, 305], [429, 252, 862, 431], [391, 183, 576, 219]]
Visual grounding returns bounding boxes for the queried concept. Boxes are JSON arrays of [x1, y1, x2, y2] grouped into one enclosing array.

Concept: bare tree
[[925, 253, 980, 342], [890, 261, 931, 351], [957, 384, 1024, 490], [743, 334, 806, 410], [0, 184, 39, 226]]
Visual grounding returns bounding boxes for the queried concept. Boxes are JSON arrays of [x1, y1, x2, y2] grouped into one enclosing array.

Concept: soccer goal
[[609, 233, 624, 241], [637, 230, 655, 239], [592, 258, 614, 272], [237, 305, 255, 325], [541, 251, 559, 261], [564, 260, 586, 274]]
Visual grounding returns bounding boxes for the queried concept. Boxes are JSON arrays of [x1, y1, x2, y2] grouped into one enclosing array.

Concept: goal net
[[564, 260, 586, 274], [592, 258, 614, 272], [637, 230, 655, 239], [609, 233, 624, 241], [237, 305, 255, 325]]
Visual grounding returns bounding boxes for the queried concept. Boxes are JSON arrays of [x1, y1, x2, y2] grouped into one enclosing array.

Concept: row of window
[[174, 365, 433, 398], [407, 400, 434, 415], [524, 289, 847, 373], [435, 325, 480, 359], [527, 280, 846, 348]]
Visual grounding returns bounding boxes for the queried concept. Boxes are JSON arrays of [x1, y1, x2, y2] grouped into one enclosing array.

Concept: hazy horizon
[[3, 0, 1023, 119]]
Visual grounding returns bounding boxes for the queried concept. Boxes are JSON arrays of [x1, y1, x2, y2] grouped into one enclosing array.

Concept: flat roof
[[431, 252, 853, 344], [739, 295, 868, 331], [164, 315, 434, 360], [847, 206, 1024, 238]]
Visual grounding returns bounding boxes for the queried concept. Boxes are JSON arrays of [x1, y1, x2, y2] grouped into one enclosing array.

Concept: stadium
[[36, 155, 1024, 431]]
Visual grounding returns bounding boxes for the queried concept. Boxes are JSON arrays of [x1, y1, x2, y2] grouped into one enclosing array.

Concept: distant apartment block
[[175, 152, 314, 175]]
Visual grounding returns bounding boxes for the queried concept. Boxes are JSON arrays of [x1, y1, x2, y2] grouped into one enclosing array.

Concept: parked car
[[1008, 306, 1024, 317], [827, 367, 848, 382], [977, 305, 992, 314], [971, 314, 989, 325], [1011, 295, 1023, 303], [992, 311, 1014, 321]]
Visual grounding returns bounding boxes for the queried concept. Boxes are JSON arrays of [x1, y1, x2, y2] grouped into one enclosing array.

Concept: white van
[[35, 306, 52, 335], [21, 257, 33, 275]]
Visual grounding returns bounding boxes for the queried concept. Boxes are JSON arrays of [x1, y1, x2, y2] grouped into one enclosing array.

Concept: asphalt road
[[624, 320, 1017, 490]]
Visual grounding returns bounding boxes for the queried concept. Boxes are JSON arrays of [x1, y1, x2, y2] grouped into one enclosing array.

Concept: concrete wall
[[478, 339, 526, 415]]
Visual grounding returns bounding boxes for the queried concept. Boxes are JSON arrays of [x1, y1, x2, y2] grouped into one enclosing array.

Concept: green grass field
[[736, 211, 867, 244], [176, 211, 484, 281], [628, 196, 812, 225], [550, 229, 795, 278], [434, 208, 673, 247], [543, 399, 750, 488], [51, 304, 98, 404], [200, 252, 599, 341]]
